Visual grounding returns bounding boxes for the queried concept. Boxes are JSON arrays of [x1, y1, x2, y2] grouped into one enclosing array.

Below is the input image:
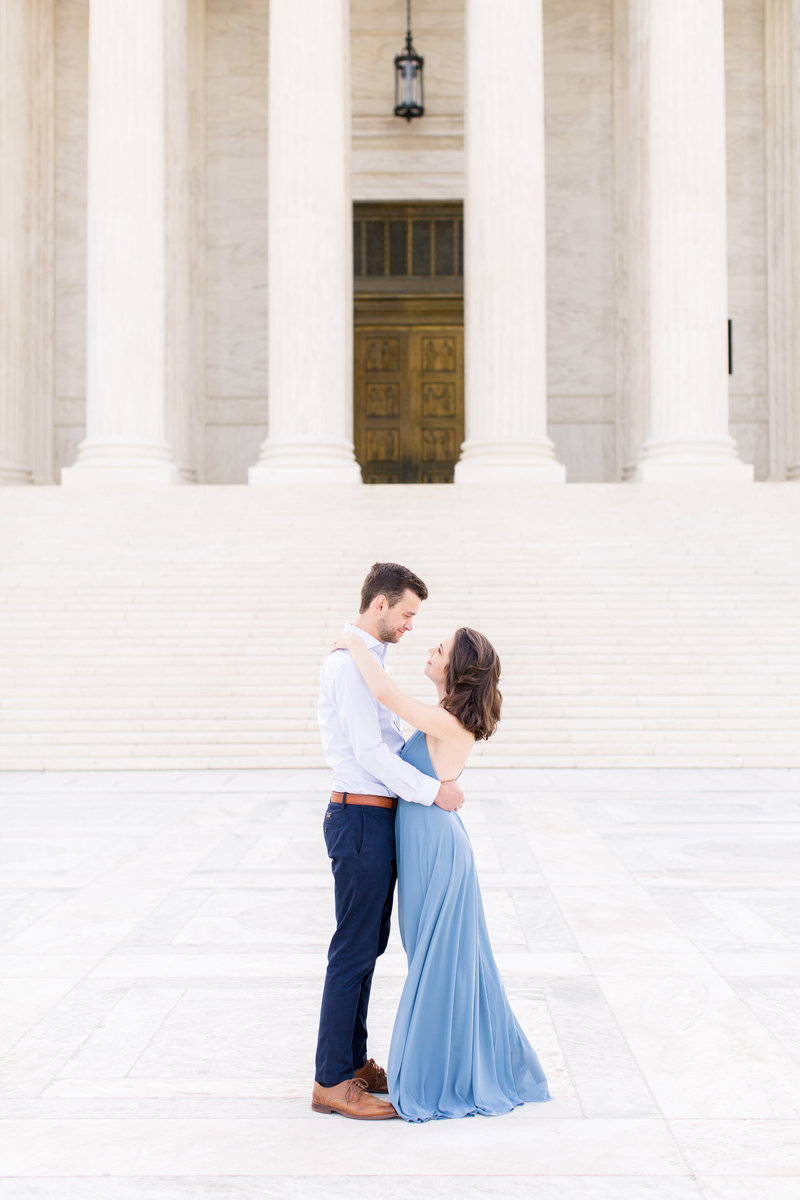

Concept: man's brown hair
[[359, 562, 429, 613]]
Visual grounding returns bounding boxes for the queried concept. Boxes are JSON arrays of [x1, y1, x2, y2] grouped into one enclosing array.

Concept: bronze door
[[354, 326, 464, 483]]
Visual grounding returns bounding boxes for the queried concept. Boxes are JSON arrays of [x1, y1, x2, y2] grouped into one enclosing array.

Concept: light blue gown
[[388, 730, 551, 1121]]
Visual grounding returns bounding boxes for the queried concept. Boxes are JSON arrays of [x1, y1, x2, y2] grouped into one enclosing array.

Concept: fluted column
[[783, 0, 800, 480], [614, 0, 649, 479], [633, 0, 751, 482], [166, 0, 201, 483], [249, 0, 360, 484], [455, 0, 564, 483], [28, 0, 56, 485], [0, 2, 34, 484], [62, 0, 181, 485]]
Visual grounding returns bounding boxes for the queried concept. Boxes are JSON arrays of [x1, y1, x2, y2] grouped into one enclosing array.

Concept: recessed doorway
[[353, 203, 464, 483]]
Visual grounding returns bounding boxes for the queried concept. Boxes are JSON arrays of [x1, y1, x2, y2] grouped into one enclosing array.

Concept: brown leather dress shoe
[[354, 1057, 389, 1094], [311, 1077, 397, 1120]]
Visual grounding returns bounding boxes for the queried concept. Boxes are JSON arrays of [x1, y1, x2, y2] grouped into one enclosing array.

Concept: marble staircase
[[1, 482, 799, 769]]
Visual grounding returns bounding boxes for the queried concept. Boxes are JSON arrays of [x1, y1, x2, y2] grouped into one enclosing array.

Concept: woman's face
[[425, 634, 454, 689]]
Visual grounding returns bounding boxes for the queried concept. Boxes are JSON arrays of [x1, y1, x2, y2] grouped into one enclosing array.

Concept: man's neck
[[352, 614, 383, 642]]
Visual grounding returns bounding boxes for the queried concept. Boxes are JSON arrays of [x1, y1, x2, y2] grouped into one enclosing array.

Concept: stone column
[[249, 0, 360, 484], [29, 0, 56, 484], [614, 0, 649, 479], [62, 0, 181, 485], [165, 0, 200, 483], [185, 0, 206, 482], [633, 0, 751, 482], [455, 0, 565, 483], [781, 0, 800, 481], [0, 2, 34, 483], [765, 0, 793, 479]]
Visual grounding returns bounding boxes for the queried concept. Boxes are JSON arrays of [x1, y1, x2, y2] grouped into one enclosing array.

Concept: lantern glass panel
[[403, 60, 416, 106], [394, 42, 424, 119]]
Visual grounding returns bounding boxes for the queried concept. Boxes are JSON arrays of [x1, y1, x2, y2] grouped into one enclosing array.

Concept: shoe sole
[[311, 1101, 397, 1120]]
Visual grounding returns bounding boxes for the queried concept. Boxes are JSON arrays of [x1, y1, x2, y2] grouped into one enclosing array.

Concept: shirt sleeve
[[330, 656, 439, 806]]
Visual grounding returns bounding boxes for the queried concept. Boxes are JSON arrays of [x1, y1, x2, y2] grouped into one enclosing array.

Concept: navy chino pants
[[314, 796, 397, 1087]]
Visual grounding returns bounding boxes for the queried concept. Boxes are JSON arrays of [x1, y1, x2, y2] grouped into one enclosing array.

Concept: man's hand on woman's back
[[434, 779, 464, 812]]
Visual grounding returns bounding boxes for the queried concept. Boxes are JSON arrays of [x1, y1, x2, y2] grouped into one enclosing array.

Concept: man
[[312, 562, 464, 1120]]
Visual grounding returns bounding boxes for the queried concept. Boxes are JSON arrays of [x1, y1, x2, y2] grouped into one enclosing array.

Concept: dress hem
[[395, 1085, 553, 1123]]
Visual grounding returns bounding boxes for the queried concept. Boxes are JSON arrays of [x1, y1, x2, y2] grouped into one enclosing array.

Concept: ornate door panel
[[354, 331, 408, 483], [413, 331, 462, 483], [354, 326, 464, 483]]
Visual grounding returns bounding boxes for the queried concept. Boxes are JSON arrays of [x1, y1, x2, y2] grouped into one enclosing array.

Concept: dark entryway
[[353, 203, 464, 483]]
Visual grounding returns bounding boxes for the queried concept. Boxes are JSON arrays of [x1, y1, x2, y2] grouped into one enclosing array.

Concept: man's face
[[375, 588, 422, 643]]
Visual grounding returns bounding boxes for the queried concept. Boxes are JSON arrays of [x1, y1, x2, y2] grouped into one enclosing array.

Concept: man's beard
[[376, 617, 401, 643]]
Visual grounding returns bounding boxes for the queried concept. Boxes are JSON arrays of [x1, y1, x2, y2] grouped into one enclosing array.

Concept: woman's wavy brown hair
[[442, 627, 502, 741]]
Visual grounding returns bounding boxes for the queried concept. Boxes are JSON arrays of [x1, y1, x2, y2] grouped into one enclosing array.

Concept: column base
[[454, 439, 566, 483], [61, 439, 182, 486], [633, 437, 753, 483], [786, 464, 800, 481], [0, 460, 33, 485], [248, 439, 362, 485]]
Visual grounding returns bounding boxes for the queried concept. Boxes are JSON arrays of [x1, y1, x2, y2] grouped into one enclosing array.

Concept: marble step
[[1, 750, 796, 770], [4, 683, 799, 699], [2, 481, 799, 769], [1, 705, 799, 724]]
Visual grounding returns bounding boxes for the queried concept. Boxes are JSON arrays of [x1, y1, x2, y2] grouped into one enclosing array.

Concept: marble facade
[[2, 0, 796, 483]]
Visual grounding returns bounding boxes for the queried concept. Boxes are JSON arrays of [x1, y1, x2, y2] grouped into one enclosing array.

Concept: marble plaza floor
[[1, 767, 799, 1199]]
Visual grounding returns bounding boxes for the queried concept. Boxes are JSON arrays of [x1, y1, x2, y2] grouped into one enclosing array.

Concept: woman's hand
[[331, 632, 361, 654]]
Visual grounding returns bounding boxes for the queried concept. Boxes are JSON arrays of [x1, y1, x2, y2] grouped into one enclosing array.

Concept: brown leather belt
[[330, 791, 397, 810]]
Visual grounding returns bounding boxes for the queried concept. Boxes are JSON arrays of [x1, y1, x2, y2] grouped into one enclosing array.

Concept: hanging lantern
[[394, 1, 424, 122]]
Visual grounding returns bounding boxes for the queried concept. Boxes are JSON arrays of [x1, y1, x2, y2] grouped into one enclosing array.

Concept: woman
[[331, 626, 551, 1122]]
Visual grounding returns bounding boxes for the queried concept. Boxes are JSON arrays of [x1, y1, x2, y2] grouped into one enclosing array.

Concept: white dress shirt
[[318, 623, 438, 806]]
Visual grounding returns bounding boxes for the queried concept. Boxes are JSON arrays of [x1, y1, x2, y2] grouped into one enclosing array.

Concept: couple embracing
[[312, 562, 551, 1122]]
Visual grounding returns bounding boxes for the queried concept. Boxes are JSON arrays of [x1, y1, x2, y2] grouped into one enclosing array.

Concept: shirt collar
[[344, 621, 387, 663]]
